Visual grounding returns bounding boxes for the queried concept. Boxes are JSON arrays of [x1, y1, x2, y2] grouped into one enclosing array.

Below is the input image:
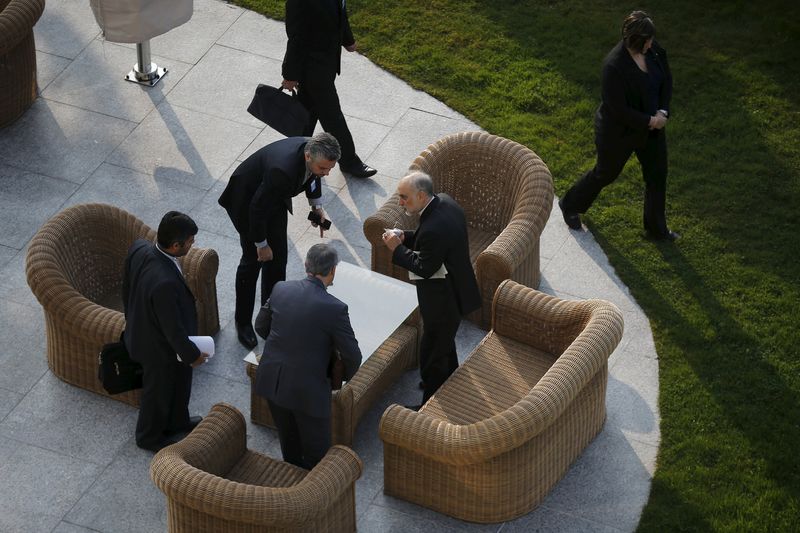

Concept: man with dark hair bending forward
[[219, 132, 341, 350], [254, 244, 361, 469], [123, 211, 209, 452]]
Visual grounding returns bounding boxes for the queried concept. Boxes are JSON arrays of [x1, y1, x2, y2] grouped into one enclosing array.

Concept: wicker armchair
[[0, 0, 45, 128], [379, 280, 624, 523], [151, 403, 363, 533], [26, 203, 219, 406], [363, 131, 554, 329]]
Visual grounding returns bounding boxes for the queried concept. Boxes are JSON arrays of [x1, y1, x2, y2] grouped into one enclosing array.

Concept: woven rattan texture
[[363, 131, 554, 329], [26, 203, 220, 406], [0, 0, 44, 128], [248, 323, 418, 445], [378, 280, 623, 523], [150, 403, 363, 532]]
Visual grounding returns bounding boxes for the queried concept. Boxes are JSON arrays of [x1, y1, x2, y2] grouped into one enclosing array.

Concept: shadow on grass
[[594, 231, 800, 525]]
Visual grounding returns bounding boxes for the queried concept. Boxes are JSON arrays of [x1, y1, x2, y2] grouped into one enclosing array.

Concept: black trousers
[[234, 205, 288, 325], [268, 399, 331, 470], [561, 129, 669, 237], [418, 280, 462, 404], [136, 359, 192, 449], [298, 72, 359, 168]]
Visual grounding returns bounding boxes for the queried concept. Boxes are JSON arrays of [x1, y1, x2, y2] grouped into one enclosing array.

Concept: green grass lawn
[[232, 1, 800, 530]]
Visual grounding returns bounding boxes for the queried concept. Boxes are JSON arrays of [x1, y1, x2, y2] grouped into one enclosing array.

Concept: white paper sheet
[[244, 350, 259, 365], [189, 336, 215, 358], [328, 262, 418, 364], [243, 262, 418, 367]]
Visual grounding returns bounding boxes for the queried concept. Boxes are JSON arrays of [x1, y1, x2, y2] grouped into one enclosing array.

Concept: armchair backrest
[[492, 279, 596, 356], [409, 131, 553, 236], [28, 203, 153, 312]]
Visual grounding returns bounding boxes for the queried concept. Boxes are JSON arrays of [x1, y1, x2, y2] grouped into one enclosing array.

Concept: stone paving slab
[[43, 40, 193, 123], [0, 372, 138, 466], [365, 107, 478, 179], [33, 0, 100, 60], [0, 386, 23, 423], [0, 163, 78, 249], [0, 245, 39, 310], [35, 51, 72, 92], [166, 44, 281, 128], [0, 99, 136, 184], [64, 163, 206, 229], [107, 100, 260, 189], [0, 436, 105, 533], [0, 2, 660, 532], [217, 9, 288, 61], [0, 300, 48, 394]]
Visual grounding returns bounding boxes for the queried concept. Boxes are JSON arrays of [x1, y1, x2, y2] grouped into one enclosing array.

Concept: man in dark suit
[[123, 212, 209, 452], [254, 244, 361, 469], [281, 0, 377, 179], [218, 132, 340, 349], [382, 172, 481, 405]]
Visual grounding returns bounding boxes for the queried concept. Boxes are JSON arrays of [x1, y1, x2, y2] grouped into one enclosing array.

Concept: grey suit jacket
[[253, 276, 361, 418]]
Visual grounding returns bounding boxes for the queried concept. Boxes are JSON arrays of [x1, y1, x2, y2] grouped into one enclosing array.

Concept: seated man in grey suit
[[254, 243, 361, 469]]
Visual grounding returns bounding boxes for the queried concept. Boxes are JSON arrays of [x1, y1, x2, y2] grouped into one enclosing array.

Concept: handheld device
[[308, 210, 332, 230]]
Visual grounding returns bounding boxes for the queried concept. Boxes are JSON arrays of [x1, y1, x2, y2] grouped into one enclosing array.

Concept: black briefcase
[[247, 84, 309, 137], [98, 333, 143, 395]]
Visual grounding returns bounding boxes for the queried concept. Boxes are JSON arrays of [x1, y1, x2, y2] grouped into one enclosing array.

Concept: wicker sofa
[[0, 0, 45, 128], [379, 280, 624, 523], [151, 403, 363, 533], [26, 203, 219, 406], [363, 131, 554, 329]]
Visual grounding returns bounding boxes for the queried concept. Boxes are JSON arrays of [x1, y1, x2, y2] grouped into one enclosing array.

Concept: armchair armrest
[[0, 0, 45, 56], [180, 246, 219, 335]]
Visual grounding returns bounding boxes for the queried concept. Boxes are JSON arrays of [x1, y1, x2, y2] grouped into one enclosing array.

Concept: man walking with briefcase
[[281, 0, 377, 179]]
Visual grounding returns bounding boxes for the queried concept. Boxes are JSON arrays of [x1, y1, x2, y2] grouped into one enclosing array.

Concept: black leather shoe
[[341, 163, 377, 178], [418, 380, 426, 390], [558, 198, 582, 230], [176, 416, 202, 433], [236, 322, 257, 349], [137, 435, 181, 453]]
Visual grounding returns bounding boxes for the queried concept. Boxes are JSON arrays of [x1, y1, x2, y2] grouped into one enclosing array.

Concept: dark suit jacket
[[392, 194, 481, 319], [122, 240, 200, 367], [218, 137, 321, 243], [595, 40, 672, 149], [253, 276, 361, 419], [282, 0, 355, 81]]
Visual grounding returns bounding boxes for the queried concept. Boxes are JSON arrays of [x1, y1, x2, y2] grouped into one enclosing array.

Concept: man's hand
[[382, 231, 402, 252], [191, 352, 209, 368], [649, 114, 667, 130], [257, 245, 274, 262], [282, 79, 299, 91], [312, 207, 330, 237], [345, 43, 357, 52]]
